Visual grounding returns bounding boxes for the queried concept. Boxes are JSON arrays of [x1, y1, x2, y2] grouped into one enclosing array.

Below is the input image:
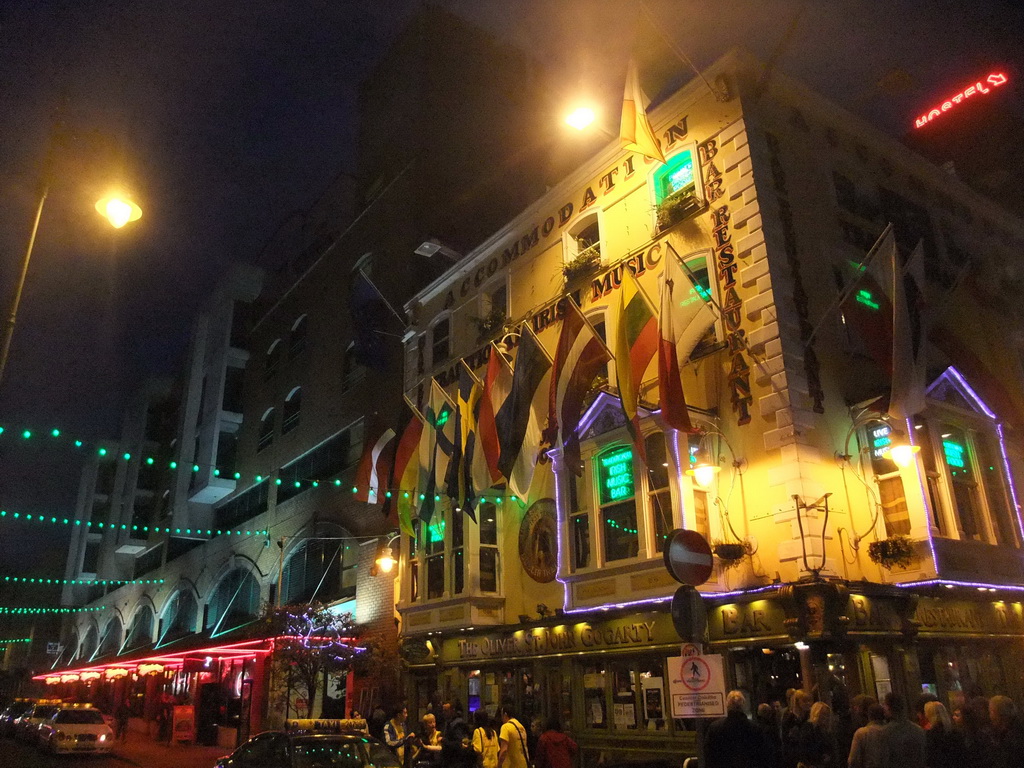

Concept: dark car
[[0, 702, 34, 738], [216, 731, 401, 768], [14, 704, 60, 742]]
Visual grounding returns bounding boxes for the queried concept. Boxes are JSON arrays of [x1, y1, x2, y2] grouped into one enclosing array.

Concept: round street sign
[[663, 528, 714, 586]]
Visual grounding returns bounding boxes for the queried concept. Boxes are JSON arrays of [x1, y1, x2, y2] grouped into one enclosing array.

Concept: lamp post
[[0, 128, 143, 388]]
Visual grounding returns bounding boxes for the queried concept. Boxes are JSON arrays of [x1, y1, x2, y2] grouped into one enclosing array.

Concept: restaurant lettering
[[453, 620, 658, 660], [700, 136, 751, 425]]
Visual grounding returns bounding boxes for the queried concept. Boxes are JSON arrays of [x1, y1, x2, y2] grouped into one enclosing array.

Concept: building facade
[[396, 49, 1024, 763]]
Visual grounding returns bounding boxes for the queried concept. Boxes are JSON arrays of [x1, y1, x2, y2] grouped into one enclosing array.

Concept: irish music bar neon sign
[[914, 72, 1008, 129]]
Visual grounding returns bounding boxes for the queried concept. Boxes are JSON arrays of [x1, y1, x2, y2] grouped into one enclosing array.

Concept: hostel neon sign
[[914, 72, 1008, 129]]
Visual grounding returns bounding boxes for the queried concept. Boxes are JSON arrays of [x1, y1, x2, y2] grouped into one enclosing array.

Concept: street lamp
[[0, 134, 143, 388]]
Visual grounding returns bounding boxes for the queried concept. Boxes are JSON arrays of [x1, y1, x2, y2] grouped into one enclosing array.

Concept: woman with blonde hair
[[924, 700, 964, 768], [798, 701, 836, 768]]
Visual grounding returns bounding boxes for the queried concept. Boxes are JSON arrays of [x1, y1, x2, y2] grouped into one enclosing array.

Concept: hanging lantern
[[60, 673, 80, 683], [138, 663, 165, 676], [45, 676, 61, 686], [104, 668, 129, 680], [80, 671, 101, 682]]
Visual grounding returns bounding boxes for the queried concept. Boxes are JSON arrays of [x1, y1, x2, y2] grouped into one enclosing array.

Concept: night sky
[[0, 0, 1020, 615]]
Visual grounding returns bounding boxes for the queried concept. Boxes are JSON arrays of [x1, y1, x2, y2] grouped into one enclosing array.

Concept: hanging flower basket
[[867, 535, 915, 570], [471, 308, 507, 341], [712, 541, 747, 564], [562, 248, 601, 285], [655, 191, 702, 230]]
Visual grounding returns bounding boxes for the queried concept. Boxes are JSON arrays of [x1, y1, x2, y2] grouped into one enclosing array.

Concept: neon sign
[[914, 72, 1008, 129], [598, 447, 634, 504]]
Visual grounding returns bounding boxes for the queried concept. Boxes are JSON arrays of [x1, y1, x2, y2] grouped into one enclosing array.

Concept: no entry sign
[[663, 528, 714, 586]]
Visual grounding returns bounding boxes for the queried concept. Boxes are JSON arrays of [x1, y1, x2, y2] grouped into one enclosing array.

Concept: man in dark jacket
[[704, 690, 767, 768]]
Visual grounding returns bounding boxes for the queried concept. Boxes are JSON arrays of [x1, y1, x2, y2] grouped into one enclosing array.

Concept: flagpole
[[802, 222, 894, 352]]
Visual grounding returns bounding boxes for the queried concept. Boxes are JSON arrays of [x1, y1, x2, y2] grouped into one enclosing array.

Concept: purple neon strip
[[553, 455, 571, 612], [894, 578, 1024, 593], [562, 582, 780, 615]]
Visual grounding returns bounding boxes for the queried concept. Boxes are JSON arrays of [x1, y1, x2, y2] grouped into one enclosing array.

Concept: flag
[[353, 422, 395, 504], [392, 400, 425, 537], [889, 240, 927, 421], [419, 379, 457, 526], [837, 230, 895, 376], [549, 299, 613, 475], [496, 325, 552, 498], [659, 250, 717, 431], [614, 269, 659, 461], [448, 361, 483, 520], [620, 59, 665, 165], [475, 344, 512, 491]]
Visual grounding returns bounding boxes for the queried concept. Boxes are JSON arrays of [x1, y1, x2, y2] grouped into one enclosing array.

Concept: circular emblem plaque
[[519, 498, 558, 583]]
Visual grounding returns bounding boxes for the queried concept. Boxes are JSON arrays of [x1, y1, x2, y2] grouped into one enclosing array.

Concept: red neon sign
[[914, 72, 1008, 129]]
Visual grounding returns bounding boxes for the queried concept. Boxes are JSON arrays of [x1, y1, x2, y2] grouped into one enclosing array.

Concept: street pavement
[[0, 731, 228, 768]]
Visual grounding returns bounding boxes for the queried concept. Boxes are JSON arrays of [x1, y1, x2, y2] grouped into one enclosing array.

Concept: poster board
[[172, 705, 195, 743]]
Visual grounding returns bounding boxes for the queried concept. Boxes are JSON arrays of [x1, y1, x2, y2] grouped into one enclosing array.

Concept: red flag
[[353, 424, 395, 503], [658, 251, 716, 431], [549, 299, 613, 475], [388, 402, 425, 536]]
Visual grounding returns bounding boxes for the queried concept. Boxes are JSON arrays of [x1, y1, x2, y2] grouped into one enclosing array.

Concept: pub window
[[864, 421, 912, 537], [430, 316, 450, 369], [425, 513, 446, 600], [288, 315, 308, 360], [569, 472, 591, 571], [646, 432, 673, 552], [408, 531, 419, 603], [597, 444, 639, 563], [479, 502, 499, 593], [452, 508, 465, 596], [652, 147, 697, 204], [583, 662, 607, 730]]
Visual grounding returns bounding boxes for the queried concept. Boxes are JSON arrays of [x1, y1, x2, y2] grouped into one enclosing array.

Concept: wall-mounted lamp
[[373, 533, 401, 576], [882, 430, 920, 468]]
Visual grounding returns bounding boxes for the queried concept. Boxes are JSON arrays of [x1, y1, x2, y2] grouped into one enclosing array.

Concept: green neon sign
[[598, 447, 634, 505], [943, 440, 966, 469], [856, 289, 880, 310], [870, 424, 892, 459], [435, 408, 450, 428]]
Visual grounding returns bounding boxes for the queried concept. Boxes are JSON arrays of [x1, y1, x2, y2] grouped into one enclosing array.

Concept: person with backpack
[[497, 705, 530, 768], [473, 709, 500, 768]]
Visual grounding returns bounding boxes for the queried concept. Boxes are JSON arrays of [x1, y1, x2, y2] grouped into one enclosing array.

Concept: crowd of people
[[373, 702, 577, 768], [705, 687, 1024, 768]]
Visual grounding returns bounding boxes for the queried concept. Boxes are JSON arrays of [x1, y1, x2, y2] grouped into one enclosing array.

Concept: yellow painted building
[[397, 50, 1024, 762]]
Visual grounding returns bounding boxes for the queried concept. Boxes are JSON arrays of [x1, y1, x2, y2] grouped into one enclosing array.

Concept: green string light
[[1, 576, 166, 586], [0, 511, 267, 537], [0, 606, 109, 615], [0, 638, 31, 644]]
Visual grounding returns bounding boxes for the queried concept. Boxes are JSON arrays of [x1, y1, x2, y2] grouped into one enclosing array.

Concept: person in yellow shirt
[[497, 706, 530, 768], [473, 710, 499, 768]]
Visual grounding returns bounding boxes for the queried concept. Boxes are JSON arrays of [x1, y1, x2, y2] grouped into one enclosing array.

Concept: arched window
[[565, 211, 602, 267], [161, 588, 198, 643], [281, 539, 357, 605], [258, 408, 275, 452], [263, 340, 282, 382], [79, 625, 98, 661], [288, 315, 308, 360], [282, 388, 301, 435], [205, 568, 261, 634], [125, 605, 154, 651], [341, 342, 365, 393], [97, 616, 123, 658]]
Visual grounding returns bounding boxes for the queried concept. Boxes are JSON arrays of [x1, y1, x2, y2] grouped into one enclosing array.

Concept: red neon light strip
[[914, 72, 1008, 129]]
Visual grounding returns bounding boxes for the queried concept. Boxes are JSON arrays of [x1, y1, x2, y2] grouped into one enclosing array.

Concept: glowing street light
[[565, 106, 596, 130], [95, 195, 143, 229]]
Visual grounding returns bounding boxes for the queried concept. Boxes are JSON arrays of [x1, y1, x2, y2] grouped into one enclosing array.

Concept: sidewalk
[[111, 731, 229, 768]]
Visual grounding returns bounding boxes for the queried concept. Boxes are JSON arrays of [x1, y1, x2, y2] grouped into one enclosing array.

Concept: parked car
[[215, 731, 400, 768], [0, 702, 34, 738], [14, 704, 60, 742], [38, 707, 114, 755]]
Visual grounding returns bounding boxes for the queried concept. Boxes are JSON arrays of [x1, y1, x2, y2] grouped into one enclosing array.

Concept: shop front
[[36, 637, 270, 748], [409, 612, 699, 764], [704, 580, 1024, 713]]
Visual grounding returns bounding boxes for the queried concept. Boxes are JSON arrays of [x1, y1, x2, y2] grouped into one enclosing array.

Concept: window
[[263, 340, 281, 382], [283, 387, 301, 435], [79, 626, 98, 661], [566, 212, 602, 266], [452, 509, 465, 596], [653, 148, 698, 203], [569, 474, 591, 571], [276, 428, 357, 505], [161, 589, 198, 643], [215, 480, 269, 531], [597, 445, 639, 563], [481, 281, 508, 321], [97, 616, 122, 657], [408, 532, 419, 603], [288, 315, 308, 360], [125, 605, 154, 650], [479, 503, 499, 593], [205, 568, 260, 634], [865, 421, 912, 537], [430, 316, 450, 368], [425, 513, 446, 600], [258, 408, 275, 452], [646, 433, 672, 553], [342, 342, 365, 393], [671, 253, 718, 357], [281, 539, 357, 604]]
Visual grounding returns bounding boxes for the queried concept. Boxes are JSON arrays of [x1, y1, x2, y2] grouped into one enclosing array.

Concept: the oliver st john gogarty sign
[[444, 613, 679, 662]]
